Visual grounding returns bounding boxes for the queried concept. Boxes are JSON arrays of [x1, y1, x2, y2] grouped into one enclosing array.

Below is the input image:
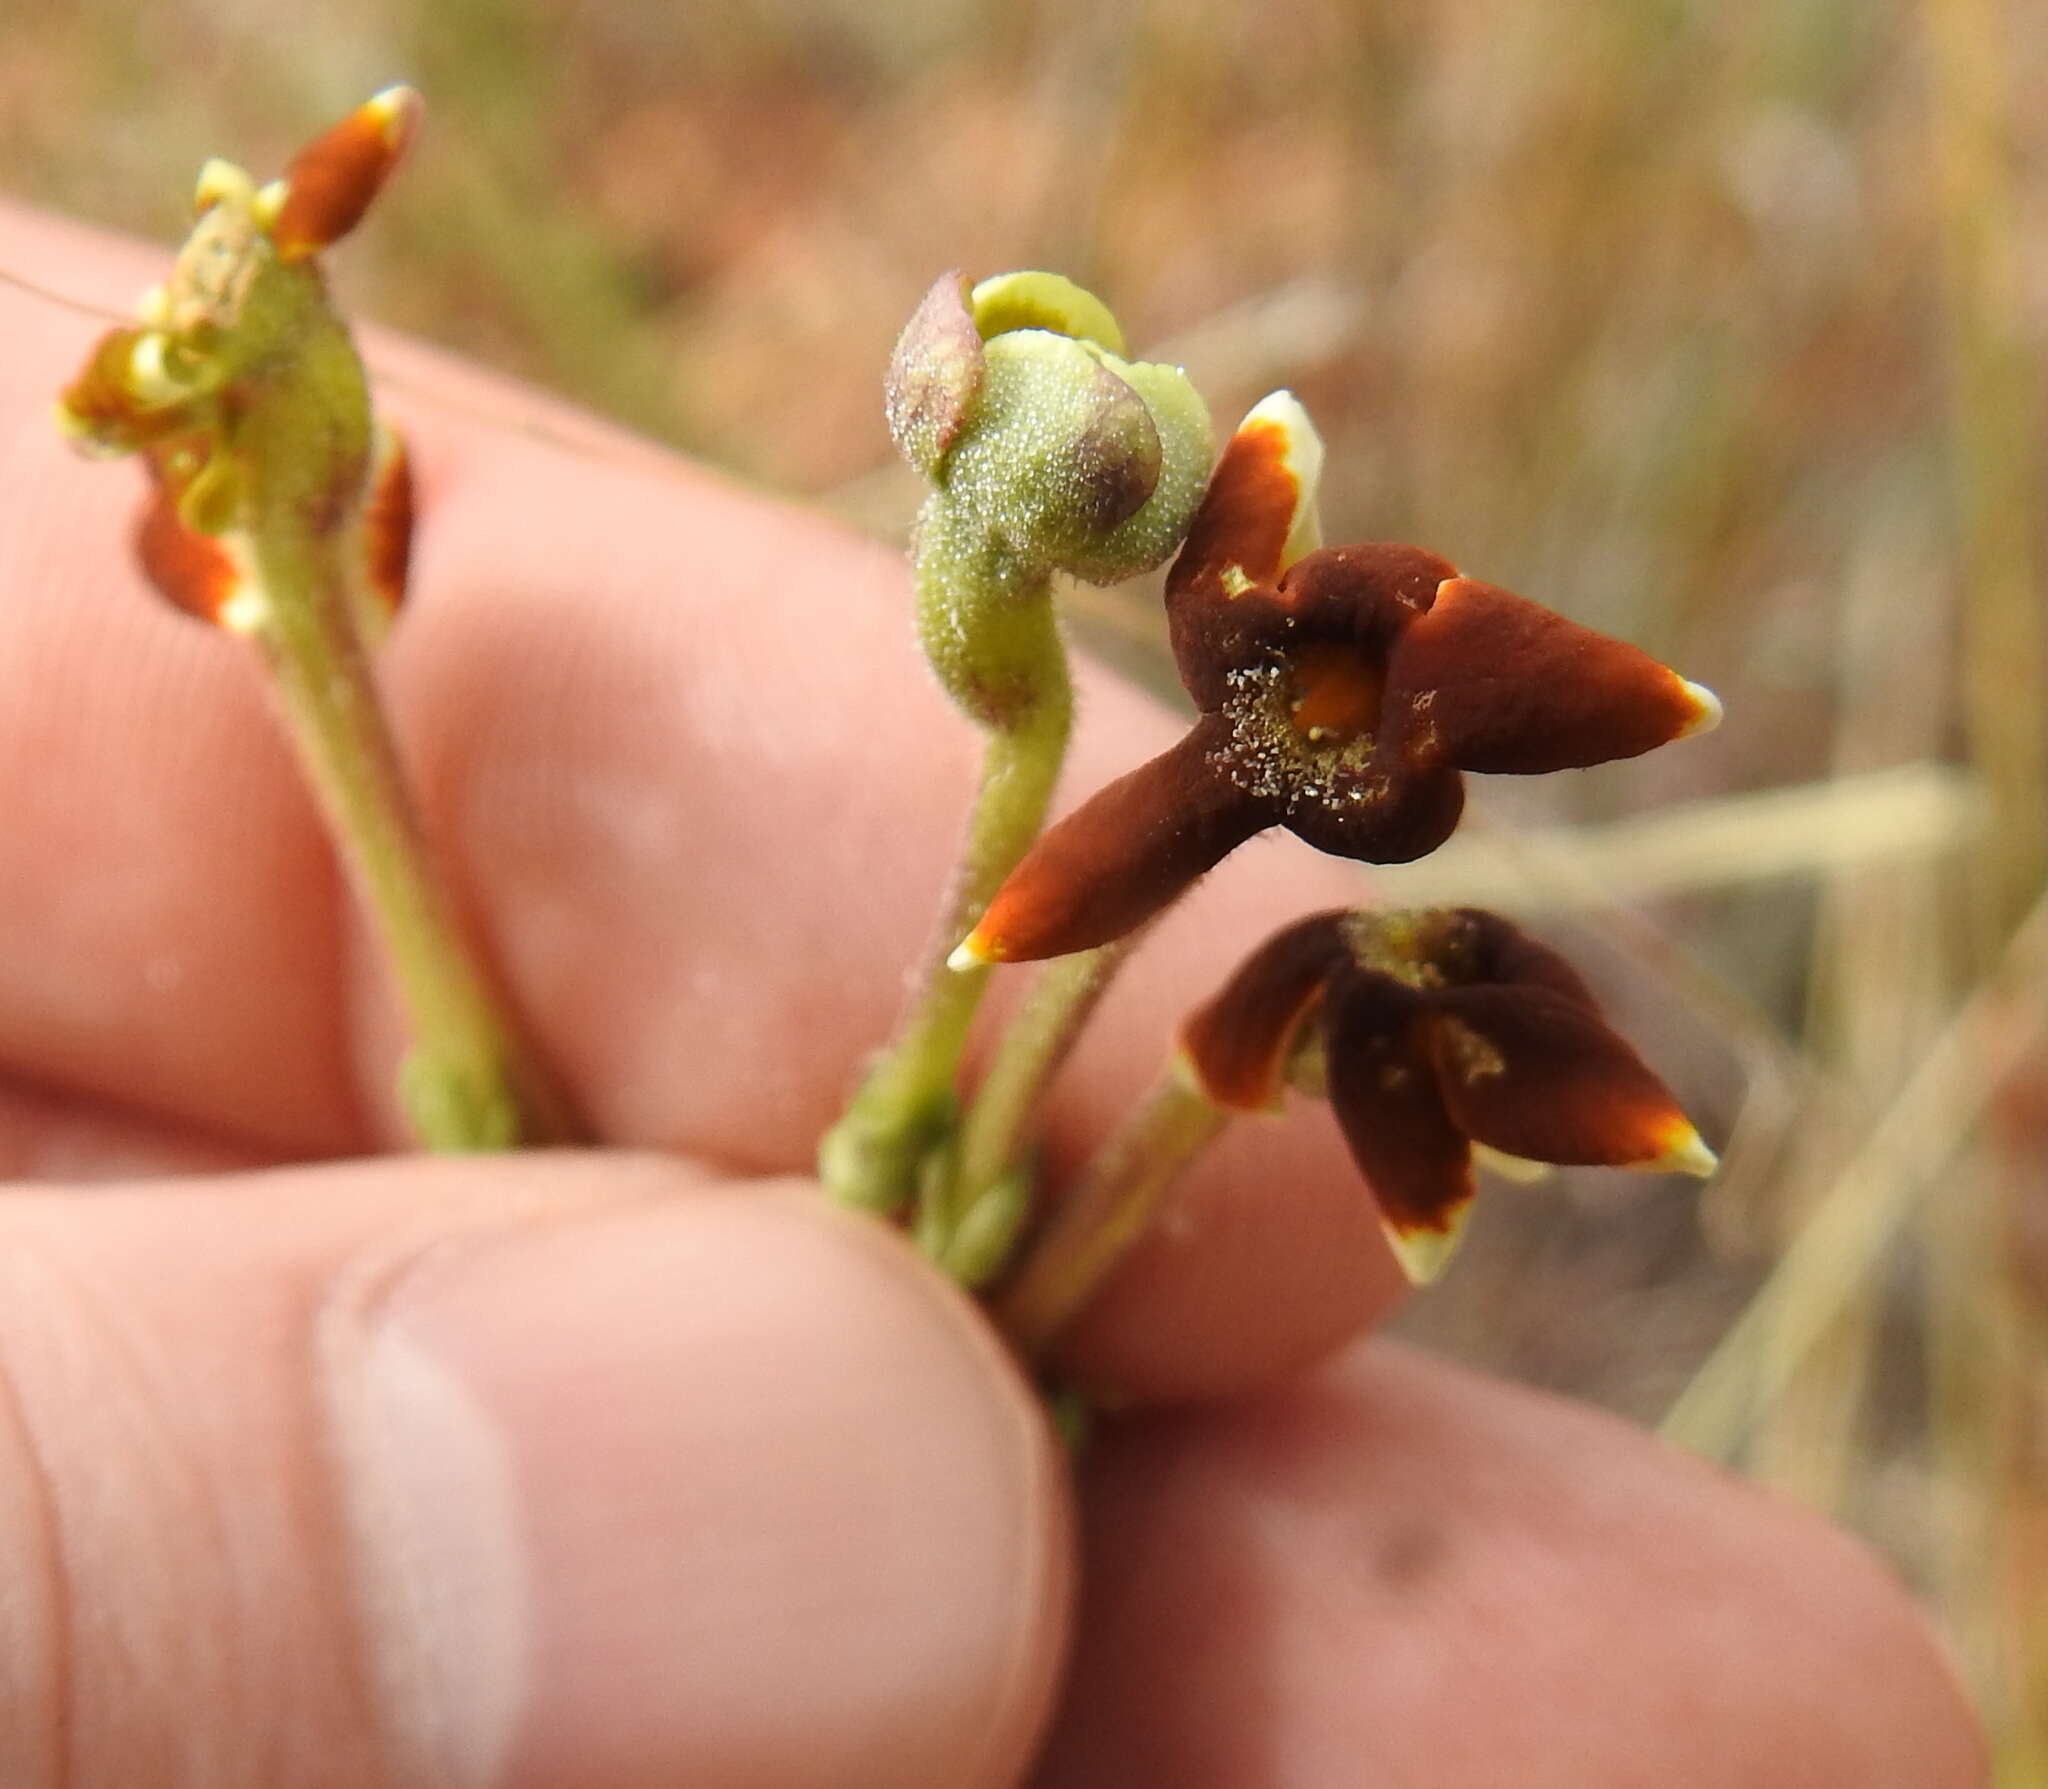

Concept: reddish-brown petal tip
[[56, 327, 141, 437], [1178, 910, 1352, 1111], [134, 484, 248, 629], [1389, 577, 1721, 775], [55, 328, 190, 454], [269, 86, 421, 261], [360, 424, 414, 625]]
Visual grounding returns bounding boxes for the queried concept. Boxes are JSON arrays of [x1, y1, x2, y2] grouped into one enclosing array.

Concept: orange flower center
[[1288, 643, 1384, 745]]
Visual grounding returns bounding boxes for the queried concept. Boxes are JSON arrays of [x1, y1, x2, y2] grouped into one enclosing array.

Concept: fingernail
[[334, 1186, 1066, 1788]]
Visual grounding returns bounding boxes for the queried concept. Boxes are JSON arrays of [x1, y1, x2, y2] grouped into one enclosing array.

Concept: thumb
[[0, 1152, 1068, 1788]]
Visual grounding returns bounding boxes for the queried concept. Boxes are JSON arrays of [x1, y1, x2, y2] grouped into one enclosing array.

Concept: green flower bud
[[885, 269, 1212, 586]]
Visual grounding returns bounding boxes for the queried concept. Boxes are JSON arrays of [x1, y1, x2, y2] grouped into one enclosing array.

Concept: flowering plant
[[53, 92, 1723, 1389]]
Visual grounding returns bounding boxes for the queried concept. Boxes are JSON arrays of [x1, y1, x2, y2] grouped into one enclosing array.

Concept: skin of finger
[[1034, 1341, 1987, 1789], [0, 208, 361, 1153], [0, 202, 1405, 1399], [0, 1151, 1068, 1789], [0, 1070, 260, 1183]]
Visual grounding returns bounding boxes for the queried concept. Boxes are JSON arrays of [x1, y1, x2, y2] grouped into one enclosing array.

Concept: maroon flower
[[1179, 905, 1717, 1282], [953, 395, 1720, 967]]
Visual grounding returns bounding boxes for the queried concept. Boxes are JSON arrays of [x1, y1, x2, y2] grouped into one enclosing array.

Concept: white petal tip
[[1645, 1125, 1719, 1179], [1236, 390, 1325, 568], [1471, 1143, 1554, 1186], [251, 179, 288, 230], [1380, 1210, 1472, 1286], [216, 587, 270, 636], [365, 85, 425, 146], [946, 937, 991, 972], [1675, 678, 1724, 740], [1240, 388, 1320, 443]]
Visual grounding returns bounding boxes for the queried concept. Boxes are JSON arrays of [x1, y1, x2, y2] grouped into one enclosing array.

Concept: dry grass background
[[1, 0, 2044, 1769]]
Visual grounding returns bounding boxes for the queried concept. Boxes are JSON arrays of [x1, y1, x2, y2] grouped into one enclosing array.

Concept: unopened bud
[[885, 268, 1212, 586]]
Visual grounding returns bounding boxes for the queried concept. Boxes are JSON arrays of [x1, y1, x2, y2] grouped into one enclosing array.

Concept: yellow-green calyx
[[885, 269, 1213, 587]]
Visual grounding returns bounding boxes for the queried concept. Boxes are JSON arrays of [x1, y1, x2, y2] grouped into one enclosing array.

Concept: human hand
[[0, 204, 1984, 1786]]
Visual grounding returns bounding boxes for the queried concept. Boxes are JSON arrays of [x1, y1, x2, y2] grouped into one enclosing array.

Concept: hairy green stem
[[997, 1070, 1226, 1354], [820, 509, 1074, 1213], [934, 936, 1138, 1255], [250, 526, 581, 1150]]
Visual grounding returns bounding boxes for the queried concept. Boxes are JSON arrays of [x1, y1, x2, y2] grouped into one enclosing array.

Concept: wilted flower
[[55, 87, 421, 635], [1179, 905, 1718, 1282], [953, 393, 1722, 965]]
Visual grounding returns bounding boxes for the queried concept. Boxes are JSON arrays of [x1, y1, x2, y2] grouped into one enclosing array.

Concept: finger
[[374, 412, 1404, 1399], [1036, 1342, 1984, 1788], [0, 203, 1399, 1395], [0, 1152, 1068, 1788], [0, 201, 360, 1153], [0, 1071, 260, 1183]]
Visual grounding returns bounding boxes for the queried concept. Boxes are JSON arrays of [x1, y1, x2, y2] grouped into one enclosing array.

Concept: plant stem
[[249, 525, 582, 1150], [997, 1070, 1225, 1354], [938, 935, 1137, 1244], [820, 509, 1074, 1212]]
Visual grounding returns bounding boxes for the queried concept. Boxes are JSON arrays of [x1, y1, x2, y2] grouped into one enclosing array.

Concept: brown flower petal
[[56, 328, 193, 455], [359, 423, 414, 627], [1275, 542, 1454, 641], [1166, 394, 1324, 708], [1423, 984, 1714, 1174], [1170, 402, 1313, 599], [1454, 906, 1601, 1005], [1323, 975, 1477, 1283], [1178, 909, 1353, 1110], [134, 483, 245, 628], [1386, 576, 1722, 775], [270, 87, 421, 262], [1280, 759, 1466, 865], [955, 718, 1270, 965]]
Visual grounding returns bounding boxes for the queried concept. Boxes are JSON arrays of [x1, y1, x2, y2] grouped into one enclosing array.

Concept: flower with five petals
[[954, 394, 1721, 966]]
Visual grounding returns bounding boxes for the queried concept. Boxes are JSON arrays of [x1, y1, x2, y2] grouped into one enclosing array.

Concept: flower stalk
[[817, 509, 1073, 1211], [997, 1067, 1227, 1354], [250, 532, 579, 1148], [819, 270, 1212, 1216], [952, 937, 1136, 1219], [907, 932, 1144, 1274]]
